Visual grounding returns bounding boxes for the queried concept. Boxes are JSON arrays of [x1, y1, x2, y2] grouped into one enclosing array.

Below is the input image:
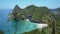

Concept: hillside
[[8, 5, 60, 34], [21, 5, 52, 23]]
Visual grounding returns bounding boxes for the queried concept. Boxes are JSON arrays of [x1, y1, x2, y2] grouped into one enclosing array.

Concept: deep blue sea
[[0, 9, 13, 34]]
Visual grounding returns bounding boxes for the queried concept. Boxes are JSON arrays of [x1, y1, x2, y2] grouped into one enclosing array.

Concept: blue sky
[[0, 0, 60, 9]]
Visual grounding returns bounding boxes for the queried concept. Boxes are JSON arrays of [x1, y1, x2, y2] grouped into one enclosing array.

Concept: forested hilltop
[[12, 5, 53, 23], [9, 5, 60, 34]]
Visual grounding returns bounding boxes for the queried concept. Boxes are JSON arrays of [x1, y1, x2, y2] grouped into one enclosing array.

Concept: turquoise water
[[11, 19, 38, 34], [0, 9, 48, 34], [0, 9, 38, 34], [4, 19, 38, 34]]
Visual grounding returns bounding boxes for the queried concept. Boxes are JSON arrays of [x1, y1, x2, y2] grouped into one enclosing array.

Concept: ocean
[[0, 9, 13, 34], [0, 9, 38, 34], [0, 9, 55, 34]]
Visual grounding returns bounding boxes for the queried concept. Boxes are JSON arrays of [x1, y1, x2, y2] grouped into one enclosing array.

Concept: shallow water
[[13, 19, 38, 34], [0, 9, 38, 34], [0, 9, 48, 34]]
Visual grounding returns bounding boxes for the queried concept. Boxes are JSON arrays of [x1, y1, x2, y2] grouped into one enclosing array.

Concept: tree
[[56, 15, 60, 34], [41, 15, 51, 27], [42, 14, 56, 34], [50, 15, 56, 34], [32, 6, 52, 22]]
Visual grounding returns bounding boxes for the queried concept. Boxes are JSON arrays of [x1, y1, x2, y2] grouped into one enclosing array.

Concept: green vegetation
[[22, 29, 40, 34], [55, 15, 60, 34], [0, 30, 4, 34], [8, 5, 60, 34], [32, 6, 52, 21], [22, 27, 49, 34], [8, 5, 25, 21]]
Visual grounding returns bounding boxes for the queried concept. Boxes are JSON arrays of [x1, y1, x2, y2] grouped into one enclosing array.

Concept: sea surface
[[0, 9, 37, 34], [0, 9, 13, 34]]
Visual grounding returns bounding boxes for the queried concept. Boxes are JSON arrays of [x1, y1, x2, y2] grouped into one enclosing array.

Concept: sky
[[0, 0, 60, 9]]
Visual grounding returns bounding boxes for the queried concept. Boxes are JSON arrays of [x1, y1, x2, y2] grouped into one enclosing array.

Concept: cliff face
[[12, 5, 21, 15], [10, 5, 22, 20]]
